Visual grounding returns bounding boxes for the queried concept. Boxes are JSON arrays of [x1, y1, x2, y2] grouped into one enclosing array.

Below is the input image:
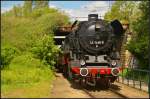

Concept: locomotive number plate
[[89, 41, 104, 45]]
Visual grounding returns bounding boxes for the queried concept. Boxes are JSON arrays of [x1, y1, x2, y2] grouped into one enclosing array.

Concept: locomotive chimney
[[88, 14, 98, 21]]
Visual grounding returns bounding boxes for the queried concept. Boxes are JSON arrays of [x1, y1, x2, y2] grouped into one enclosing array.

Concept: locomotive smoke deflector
[[71, 20, 78, 30], [111, 20, 123, 37]]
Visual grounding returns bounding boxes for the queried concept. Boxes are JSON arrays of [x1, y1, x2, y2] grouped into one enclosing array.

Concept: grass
[[1, 53, 55, 98], [1, 80, 54, 98]]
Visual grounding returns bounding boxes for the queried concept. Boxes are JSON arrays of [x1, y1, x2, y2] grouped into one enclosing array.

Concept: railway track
[[80, 81, 148, 98], [83, 88, 128, 98], [52, 72, 148, 98], [78, 83, 129, 98], [109, 88, 128, 98], [69, 78, 128, 98]]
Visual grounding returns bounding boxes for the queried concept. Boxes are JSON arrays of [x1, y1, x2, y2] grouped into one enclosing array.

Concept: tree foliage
[[23, 1, 32, 17], [33, 1, 49, 9], [1, 1, 70, 68], [1, 1, 68, 94], [104, 1, 149, 69], [105, 1, 141, 23], [31, 35, 60, 69], [1, 46, 19, 69], [127, 1, 149, 69]]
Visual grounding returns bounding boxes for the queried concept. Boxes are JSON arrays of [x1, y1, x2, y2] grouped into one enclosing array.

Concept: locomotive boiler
[[59, 14, 124, 88]]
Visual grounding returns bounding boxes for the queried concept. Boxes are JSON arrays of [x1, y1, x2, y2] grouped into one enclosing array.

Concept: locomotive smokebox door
[[88, 14, 98, 21]]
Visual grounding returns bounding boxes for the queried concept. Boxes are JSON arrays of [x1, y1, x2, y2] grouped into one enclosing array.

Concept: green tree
[[33, 1, 49, 9], [104, 1, 149, 69], [13, 4, 23, 17], [104, 1, 141, 23], [1, 5, 70, 68], [23, 1, 32, 17], [127, 1, 149, 69]]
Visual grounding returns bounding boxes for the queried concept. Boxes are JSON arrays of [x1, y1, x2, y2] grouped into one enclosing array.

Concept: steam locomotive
[[58, 14, 124, 88]]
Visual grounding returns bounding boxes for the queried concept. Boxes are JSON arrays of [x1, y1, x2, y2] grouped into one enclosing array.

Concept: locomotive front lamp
[[80, 68, 89, 76], [111, 60, 117, 66], [111, 68, 119, 76], [80, 59, 86, 66]]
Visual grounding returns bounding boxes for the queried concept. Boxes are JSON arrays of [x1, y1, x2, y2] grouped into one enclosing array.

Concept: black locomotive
[[59, 14, 124, 87]]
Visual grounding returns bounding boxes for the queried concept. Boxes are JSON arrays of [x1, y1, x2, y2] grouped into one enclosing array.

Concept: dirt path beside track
[[50, 73, 125, 98]]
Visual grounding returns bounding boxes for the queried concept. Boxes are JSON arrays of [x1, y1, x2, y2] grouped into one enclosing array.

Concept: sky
[[1, 1, 114, 21]]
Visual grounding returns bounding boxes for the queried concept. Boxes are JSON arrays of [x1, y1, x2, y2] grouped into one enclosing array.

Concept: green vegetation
[[104, 1, 149, 69], [1, 53, 55, 98], [120, 68, 149, 83], [1, 45, 19, 68], [1, 1, 70, 97], [127, 1, 149, 69]]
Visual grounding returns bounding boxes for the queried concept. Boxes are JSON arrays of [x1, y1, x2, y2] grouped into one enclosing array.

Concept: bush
[[124, 69, 149, 83], [9, 52, 41, 69], [1, 67, 54, 85], [1, 46, 19, 69], [31, 35, 60, 69], [1, 53, 54, 86]]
